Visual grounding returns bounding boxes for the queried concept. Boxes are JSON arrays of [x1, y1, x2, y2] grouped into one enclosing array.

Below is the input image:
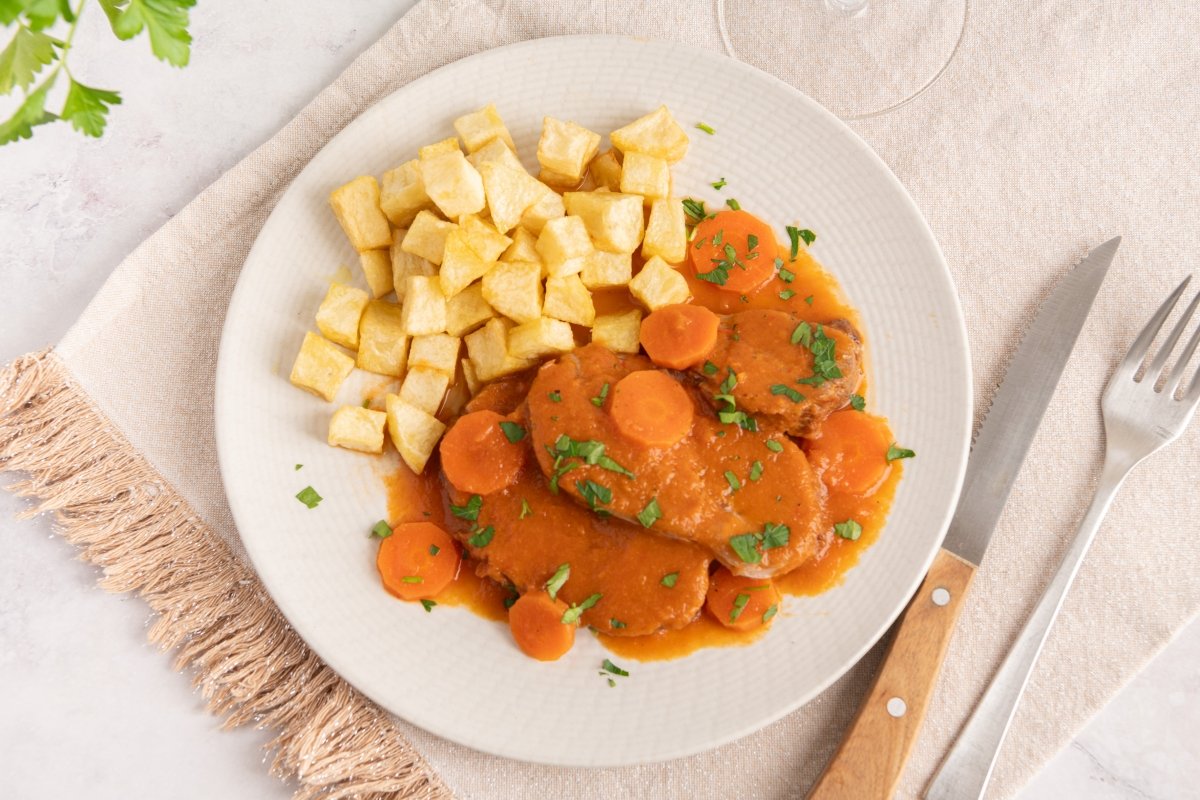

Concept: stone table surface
[[1, 2, 1196, 798]]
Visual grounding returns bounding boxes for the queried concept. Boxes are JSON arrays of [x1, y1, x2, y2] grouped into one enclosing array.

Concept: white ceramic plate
[[216, 35, 971, 767]]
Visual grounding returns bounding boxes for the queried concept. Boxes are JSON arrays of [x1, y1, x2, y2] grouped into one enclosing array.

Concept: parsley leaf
[[761, 522, 790, 550], [637, 497, 662, 528], [695, 122, 715, 135], [601, 658, 630, 676], [370, 520, 393, 538], [711, 177, 727, 190], [295, 486, 322, 509], [835, 519, 862, 540], [519, 498, 533, 519], [762, 604, 779, 623], [749, 460, 764, 481], [799, 228, 816, 245], [498, 420, 526, 443], [795, 324, 842, 387], [770, 384, 805, 403], [548, 390, 562, 402], [102, 0, 197, 68], [400, 575, 423, 584], [0, 72, 55, 145], [778, 267, 795, 283], [420, 599, 436, 613], [779, 289, 796, 300], [682, 198, 707, 222], [0, 25, 56, 94], [725, 198, 741, 211], [724, 471, 741, 491], [702, 360, 719, 376], [729, 593, 750, 622], [886, 444, 916, 462], [765, 439, 784, 453], [467, 525, 495, 548], [591, 382, 610, 407], [660, 572, 679, 588], [575, 479, 612, 514], [729, 533, 762, 564], [804, 295, 815, 305], [849, 394, 866, 411], [450, 494, 482, 521], [544, 563, 570, 600], [610, 619, 626, 629], [428, 544, 440, 555], [561, 593, 602, 624]]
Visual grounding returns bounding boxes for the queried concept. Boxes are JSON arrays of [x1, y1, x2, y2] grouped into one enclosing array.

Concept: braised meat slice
[[696, 309, 863, 438]]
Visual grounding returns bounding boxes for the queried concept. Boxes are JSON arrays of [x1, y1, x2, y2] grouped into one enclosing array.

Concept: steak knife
[[807, 237, 1121, 800]]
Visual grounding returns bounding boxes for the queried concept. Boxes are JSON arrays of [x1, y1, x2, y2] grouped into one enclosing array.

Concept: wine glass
[[716, 0, 970, 120]]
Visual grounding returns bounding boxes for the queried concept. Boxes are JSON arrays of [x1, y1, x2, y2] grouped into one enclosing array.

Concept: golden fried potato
[[390, 236, 437, 300], [459, 213, 513, 261], [316, 283, 370, 349], [400, 275, 448, 335], [642, 196, 687, 264], [356, 300, 409, 377], [408, 333, 461, 375], [465, 317, 535, 381], [380, 160, 433, 228], [358, 249, 393, 298], [537, 117, 601, 182], [508, 317, 576, 360], [330, 176, 392, 252], [591, 308, 643, 354], [536, 215, 593, 277], [418, 138, 461, 159], [543, 274, 595, 326], [401, 211, 456, 266], [420, 150, 486, 219], [328, 406, 387, 453], [482, 260, 542, 324], [563, 191, 644, 253], [589, 149, 623, 192], [468, 138, 527, 174], [581, 250, 632, 289], [386, 393, 446, 473], [439, 230, 494, 298], [619, 152, 670, 202], [399, 365, 451, 415], [611, 106, 689, 164], [290, 331, 355, 401], [445, 283, 494, 337], [520, 183, 566, 235], [500, 226, 541, 264], [479, 162, 545, 234], [453, 103, 516, 153], [629, 255, 691, 310]]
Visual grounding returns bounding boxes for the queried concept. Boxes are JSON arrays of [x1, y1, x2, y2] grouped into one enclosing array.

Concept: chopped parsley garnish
[[799, 228, 816, 245], [519, 498, 533, 519], [849, 394, 866, 411], [610, 619, 627, 629], [711, 177, 727, 190], [467, 525, 495, 548], [696, 122, 716, 135], [608, 678, 617, 687], [591, 382, 610, 407], [762, 604, 778, 623], [725, 198, 741, 211], [747, 233, 758, 253], [682, 198, 707, 222], [294, 464, 302, 471], [791, 321, 811, 346], [729, 522, 791, 564], [575, 479, 613, 514], [804, 295, 815, 305], [886, 444, 916, 462], [371, 520, 393, 538], [724, 471, 742, 491], [499, 421, 526, 443], [785, 226, 816, 260], [544, 563, 570, 600], [548, 390, 562, 402], [835, 519, 863, 540], [765, 439, 784, 453], [696, 242, 745, 286], [601, 658, 630, 677], [428, 544, 440, 556], [770, 384, 805, 403], [749, 461, 764, 481], [546, 435, 635, 492], [420, 599, 436, 612], [450, 494, 482, 521], [637, 497, 662, 528], [702, 360, 719, 376], [740, 294, 749, 303], [711, 367, 756, 431], [778, 267, 795, 283], [795, 324, 842, 387], [660, 572, 679, 588], [400, 576, 423, 584], [712, 230, 723, 246], [729, 593, 750, 622], [561, 593, 602, 624], [295, 486, 322, 509], [780, 289, 796, 300]]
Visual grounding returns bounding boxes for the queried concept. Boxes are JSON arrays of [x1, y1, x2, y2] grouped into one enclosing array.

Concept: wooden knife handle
[[808, 547, 976, 800]]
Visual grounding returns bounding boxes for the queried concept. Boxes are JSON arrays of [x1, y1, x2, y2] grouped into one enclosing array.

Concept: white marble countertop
[[0, 3, 1196, 798]]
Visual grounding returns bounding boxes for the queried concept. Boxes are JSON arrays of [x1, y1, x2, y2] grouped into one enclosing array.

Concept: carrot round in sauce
[[705, 566, 783, 631], [640, 303, 721, 369], [376, 522, 461, 601], [609, 370, 695, 449], [805, 409, 893, 496], [688, 210, 779, 295], [508, 592, 575, 661], [439, 410, 526, 495]]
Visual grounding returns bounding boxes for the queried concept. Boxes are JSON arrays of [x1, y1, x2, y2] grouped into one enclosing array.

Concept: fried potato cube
[[619, 152, 671, 202], [461, 358, 481, 395], [330, 176, 392, 252], [501, 226, 541, 264], [642, 196, 687, 264], [408, 333, 461, 375], [537, 117, 601, 182], [482, 260, 542, 324], [589, 149, 622, 191], [563, 191, 645, 254], [537, 167, 584, 192], [479, 162, 545, 234], [420, 150, 486, 219], [520, 184, 566, 235], [465, 317, 535, 381], [399, 366, 451, 415], [386, 393, 446, 474], [543, 274, 596, 326], [509, 317, 577, 360], [629, 256, 691, 310], [380, 160, 433, 228], [401, 211, 456, 266], [440, 230, 494, 299], [536, 216, 593, 277], [592, 308, 643, 353], [611, 105, 689, 164], [418, 137, 461, 159], [358, 249, 394, 298], [328, 406, 387, 454], [290, 332, 355, 401], [453, 103, 516, 153], [445, 283, 494, 337], [390, 237, 437, 300], [468, 138, 528, 174], [400, 275, 448, 335], [459, 213, 513, 261], [316, 283, 370, 349], [581, 250, 633, 288], [356, 300, 409, 376]]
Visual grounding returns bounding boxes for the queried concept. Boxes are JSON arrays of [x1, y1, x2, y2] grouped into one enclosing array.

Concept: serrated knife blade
[[942, 237, 1121, 565]]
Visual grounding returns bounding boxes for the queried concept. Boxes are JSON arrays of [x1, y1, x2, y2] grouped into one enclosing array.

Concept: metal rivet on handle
[[932, 587, 951, 606], [887, 697, 907, 717]]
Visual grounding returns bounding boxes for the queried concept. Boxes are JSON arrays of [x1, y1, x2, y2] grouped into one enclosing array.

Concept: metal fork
[[925, 276, 1200, 800]]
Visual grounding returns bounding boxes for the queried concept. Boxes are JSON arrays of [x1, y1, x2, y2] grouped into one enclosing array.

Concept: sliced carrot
[[609, 370, 695, 448], [508, 591, 575, 661], [640, 303, 721, 369], [688, 210, 779, 295], [439, 410, 526, 495], [377, 522, 461, 601], [805, 409, 894, 495], [705, 566, 782, 631]]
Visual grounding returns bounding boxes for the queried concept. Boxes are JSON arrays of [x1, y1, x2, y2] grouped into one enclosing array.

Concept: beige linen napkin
[[3, 1, 1198, 798]]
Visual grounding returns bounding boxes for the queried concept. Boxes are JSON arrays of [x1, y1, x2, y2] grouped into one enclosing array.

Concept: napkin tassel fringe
[[0, 349, 454, 800]]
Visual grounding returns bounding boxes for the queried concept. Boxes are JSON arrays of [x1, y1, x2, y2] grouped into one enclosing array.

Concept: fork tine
[[1146, 289, 1200, 386], [1116, 275, 1192, 381], [1164, 294, 1200, 397]]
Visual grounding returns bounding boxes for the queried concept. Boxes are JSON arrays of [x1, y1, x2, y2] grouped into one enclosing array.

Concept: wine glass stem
[[825, 0, 869, 15]]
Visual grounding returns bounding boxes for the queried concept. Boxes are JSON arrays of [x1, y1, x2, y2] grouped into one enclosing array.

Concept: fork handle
[[924, 454, 1132, 800], [807, 548, 976, 800]]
